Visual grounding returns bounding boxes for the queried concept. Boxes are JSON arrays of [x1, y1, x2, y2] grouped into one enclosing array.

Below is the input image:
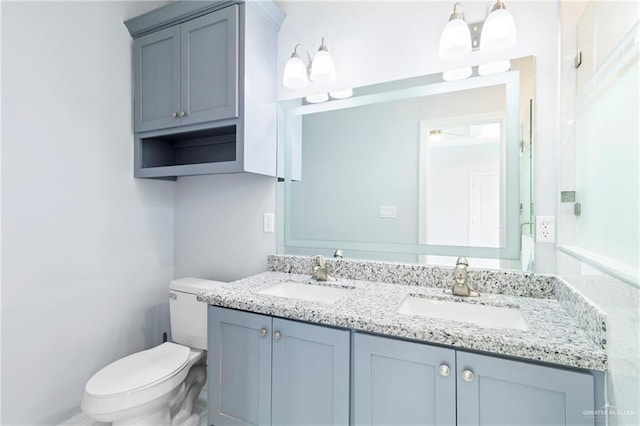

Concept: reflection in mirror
[[420, 115, 505, 249], [279, 56, 534, 270]]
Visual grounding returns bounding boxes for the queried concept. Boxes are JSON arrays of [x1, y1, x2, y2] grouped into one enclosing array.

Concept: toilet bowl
[[81, 278, 224, 425]]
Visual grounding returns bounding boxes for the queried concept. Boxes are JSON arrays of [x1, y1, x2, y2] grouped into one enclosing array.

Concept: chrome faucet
[[451, 257, 479, 297], [312, 255, 335, 281]]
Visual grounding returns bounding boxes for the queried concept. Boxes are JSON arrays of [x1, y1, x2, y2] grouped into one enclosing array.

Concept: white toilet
[[81, 277, 223, 426]]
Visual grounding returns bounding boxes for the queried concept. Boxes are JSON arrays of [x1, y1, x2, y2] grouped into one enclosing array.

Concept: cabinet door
[[208, 307, 272, 426], [354, 333, 456, 426], [133, 25, 181, 132], [271, 318, 350, 426], [456, 351, 595, 426], [180, 5, 238, 127]]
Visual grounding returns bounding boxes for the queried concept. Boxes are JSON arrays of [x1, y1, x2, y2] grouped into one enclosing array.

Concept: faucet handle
[[456, 256, 469, 267], [333, 249, 343, 259], [314, 255, 326, 268]]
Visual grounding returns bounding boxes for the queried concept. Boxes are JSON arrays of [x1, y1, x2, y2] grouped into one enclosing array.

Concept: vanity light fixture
[[438, 3, 472, 60], [283, 37, 336, 89], [438, 1, 518, 70], [479, 1, 518, 53]]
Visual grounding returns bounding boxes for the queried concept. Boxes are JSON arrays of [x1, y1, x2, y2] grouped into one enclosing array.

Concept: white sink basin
[[397, 296, 529, 331], [258, 282, 352, 304]]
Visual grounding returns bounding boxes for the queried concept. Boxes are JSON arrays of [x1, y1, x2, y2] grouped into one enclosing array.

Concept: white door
[[469, 172, 500, 247]]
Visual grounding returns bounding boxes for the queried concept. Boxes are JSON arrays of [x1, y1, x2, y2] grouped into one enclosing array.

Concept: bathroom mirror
[[279, 56, 534, 268]]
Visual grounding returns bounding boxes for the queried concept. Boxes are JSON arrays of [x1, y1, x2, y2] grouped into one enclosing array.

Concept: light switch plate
[[379, 206, 397, 218]]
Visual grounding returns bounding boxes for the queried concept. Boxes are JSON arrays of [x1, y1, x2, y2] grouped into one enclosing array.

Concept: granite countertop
[[198, 264, 607, 372]]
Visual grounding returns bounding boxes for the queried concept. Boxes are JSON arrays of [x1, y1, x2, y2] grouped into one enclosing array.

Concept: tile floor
[[61, 387, 208, 426]]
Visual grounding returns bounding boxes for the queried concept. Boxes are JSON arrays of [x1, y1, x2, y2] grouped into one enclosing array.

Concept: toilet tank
[[169, 278, 226, 350]]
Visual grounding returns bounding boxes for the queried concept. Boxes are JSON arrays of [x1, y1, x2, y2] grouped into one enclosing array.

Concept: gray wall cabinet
[[126, 1, 284, 179], [133, 6, 238, 133], [354, 332, 596, 426], [208, 306, 350, 426]]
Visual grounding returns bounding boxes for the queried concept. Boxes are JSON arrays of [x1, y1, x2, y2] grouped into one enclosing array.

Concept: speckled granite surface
[[199, 256, 607, 371], [267, 255, 557, 298]]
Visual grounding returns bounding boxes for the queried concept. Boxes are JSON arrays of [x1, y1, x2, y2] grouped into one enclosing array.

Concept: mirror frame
[[280, 70, 521, 260]]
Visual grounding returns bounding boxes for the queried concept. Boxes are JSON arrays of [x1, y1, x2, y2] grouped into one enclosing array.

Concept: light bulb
[[438, 18, 472, 60], [310, 41, 336, 83], [480, 7, 517, 53], [283, 54, 308, 89]]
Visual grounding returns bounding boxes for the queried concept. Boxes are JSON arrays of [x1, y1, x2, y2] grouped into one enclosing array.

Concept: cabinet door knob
[[172, 112, 178, 118], [259, 328, 267, 337], [439, 364, 450, 377], [273, 331, 281, 341], [178, 111, 186, 117], [462, 369, 475, 382]]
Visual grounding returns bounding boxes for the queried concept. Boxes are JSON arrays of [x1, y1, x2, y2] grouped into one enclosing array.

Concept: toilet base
[[113, 405, 170, 426]]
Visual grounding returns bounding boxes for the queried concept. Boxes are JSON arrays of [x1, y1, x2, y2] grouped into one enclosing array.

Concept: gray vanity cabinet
[[354, 333, 596, 426], [456, 351, 595, 426], [354, 333, 457, 425], [208, 306, 350, 426], [133, 6, 238, 133]]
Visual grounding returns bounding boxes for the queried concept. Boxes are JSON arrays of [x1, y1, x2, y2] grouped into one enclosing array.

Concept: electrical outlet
[[536, 215, 556, 243], [263, 213, 275, 233]]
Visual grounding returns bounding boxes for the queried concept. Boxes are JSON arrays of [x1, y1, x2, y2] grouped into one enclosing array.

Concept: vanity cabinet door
[[271, 318, 350, 426], [180, 5, 238, 127], [133, 25, 181, 133], [353, 333, 457, 426], [208, 307, 272, 426], [456, 351, 595, 426]]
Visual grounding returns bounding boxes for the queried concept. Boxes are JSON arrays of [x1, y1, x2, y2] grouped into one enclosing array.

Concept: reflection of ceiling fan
[[429, 129, 462, 141]]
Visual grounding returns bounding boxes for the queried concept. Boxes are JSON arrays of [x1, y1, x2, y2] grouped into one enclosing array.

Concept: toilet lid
[[85, 342, 190, 397]]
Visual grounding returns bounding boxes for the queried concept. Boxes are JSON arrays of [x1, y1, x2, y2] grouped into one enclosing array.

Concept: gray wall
[[174, 173, 277, 282], [1, 1, 174, 423]]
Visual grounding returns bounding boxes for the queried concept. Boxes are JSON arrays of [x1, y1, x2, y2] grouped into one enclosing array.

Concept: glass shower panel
[[575, 22, 639, 270]]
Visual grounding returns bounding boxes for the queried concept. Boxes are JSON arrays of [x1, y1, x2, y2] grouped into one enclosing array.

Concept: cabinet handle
[[259, 328, 267, 337], [439, 364, 450, 377], [462, 369, 475, 382], [172, 112, 178, 118], [273, 331, 281, 341], [178, 111, 186, 117]]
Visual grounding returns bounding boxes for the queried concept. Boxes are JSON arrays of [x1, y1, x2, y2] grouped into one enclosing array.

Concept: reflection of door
[[469, 172, 500, 247]]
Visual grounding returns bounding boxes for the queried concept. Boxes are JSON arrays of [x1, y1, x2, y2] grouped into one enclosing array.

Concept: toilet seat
[[82, 342, 196, 420]]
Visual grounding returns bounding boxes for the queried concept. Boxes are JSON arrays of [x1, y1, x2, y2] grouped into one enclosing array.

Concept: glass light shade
[[478, 59, 511, 75], [442, 67, 472, 81], [310, 50, 336, 83], [480, 8, 517, 53], [329, 88, 353, 99], [438, 18, 472, 60], [283, 55, 308, 89], [305, 93, 329, 103]]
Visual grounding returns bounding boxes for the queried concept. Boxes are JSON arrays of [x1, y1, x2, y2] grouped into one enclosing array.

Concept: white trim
[[557, 245, 639, 289]]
